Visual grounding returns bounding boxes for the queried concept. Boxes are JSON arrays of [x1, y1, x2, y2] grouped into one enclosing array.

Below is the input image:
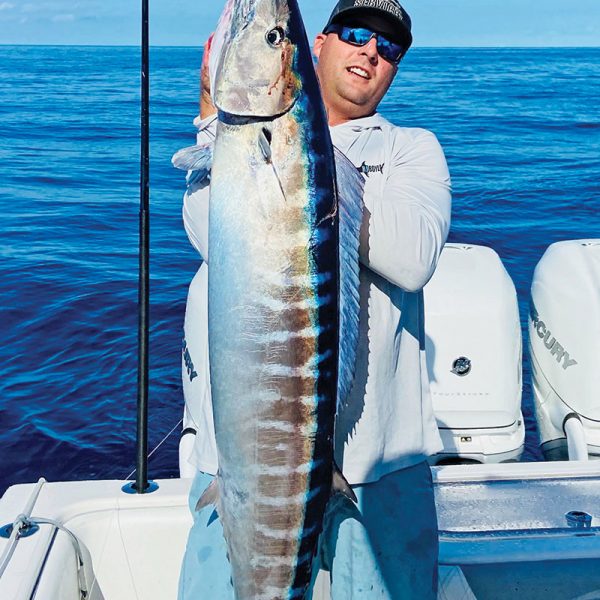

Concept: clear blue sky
[[1, 0, 599, 47]]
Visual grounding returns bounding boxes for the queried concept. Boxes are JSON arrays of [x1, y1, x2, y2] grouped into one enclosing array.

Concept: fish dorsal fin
[[334, 145, 364, 413], [172, 142, 213, 187]]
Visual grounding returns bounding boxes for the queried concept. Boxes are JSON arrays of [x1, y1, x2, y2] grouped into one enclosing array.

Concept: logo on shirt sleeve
[[360, 161, 384, 177], [182, 337, 198, 382]]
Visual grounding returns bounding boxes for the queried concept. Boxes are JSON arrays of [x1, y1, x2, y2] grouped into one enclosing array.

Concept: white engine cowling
[[529, 239, 600, 460], [424, 244, 524, 464]]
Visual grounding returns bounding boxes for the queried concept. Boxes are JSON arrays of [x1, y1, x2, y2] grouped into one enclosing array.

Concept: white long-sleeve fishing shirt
[[181, 111, 451, 485]]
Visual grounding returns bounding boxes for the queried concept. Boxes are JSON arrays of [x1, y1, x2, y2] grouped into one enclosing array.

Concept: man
[[178, 1, 452, 598]]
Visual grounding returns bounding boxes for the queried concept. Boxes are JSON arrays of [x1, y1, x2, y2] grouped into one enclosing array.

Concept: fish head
[[212, 0, 304, 118]]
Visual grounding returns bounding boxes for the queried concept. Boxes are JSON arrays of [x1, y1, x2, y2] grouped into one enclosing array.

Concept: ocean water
[[0, 46, 598, 496]]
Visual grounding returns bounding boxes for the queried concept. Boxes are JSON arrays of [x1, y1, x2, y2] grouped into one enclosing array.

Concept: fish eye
[[266, 27, 285, 47]]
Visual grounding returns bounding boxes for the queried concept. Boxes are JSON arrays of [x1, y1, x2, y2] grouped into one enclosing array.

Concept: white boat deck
[[1, 462, 600, 599], [0, 478, 190, 600]]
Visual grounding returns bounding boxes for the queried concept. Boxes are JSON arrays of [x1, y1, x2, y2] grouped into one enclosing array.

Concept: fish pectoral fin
[[258, 128, 287, 202], [171, 142, 213, 187], [195, 478, 220, 511], [332, 462, 357, 503], [258, 128, 273, 162]]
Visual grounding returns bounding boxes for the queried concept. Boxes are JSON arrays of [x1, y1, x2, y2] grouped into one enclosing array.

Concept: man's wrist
[[200, 90, 217, 120]]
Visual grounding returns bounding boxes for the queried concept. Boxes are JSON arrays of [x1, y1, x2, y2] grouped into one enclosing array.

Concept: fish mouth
[[347, 65, 372, 80]]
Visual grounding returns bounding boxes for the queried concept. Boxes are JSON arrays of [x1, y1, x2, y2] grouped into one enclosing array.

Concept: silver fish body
[[174, 1, 363, 597], [210, 111, 338, 599]]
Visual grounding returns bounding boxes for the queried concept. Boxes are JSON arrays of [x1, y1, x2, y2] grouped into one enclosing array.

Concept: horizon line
[[1, 43, 599, 49]]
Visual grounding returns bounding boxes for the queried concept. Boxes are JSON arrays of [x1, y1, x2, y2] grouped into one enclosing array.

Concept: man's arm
[[200, 35, 217, 120], [359, 128, 451, 292], [182, 38, 217, 261], [182, 115, 217, 262]]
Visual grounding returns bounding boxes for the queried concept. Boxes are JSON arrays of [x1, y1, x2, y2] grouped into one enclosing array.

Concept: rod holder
[[122, 481, 159, 495]]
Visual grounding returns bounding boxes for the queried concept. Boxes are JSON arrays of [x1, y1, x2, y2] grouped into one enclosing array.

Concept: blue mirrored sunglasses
[[323, 23, 407, 64]]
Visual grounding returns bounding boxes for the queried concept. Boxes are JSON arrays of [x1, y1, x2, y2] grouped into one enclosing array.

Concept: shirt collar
[[331, 112, 387, 132]]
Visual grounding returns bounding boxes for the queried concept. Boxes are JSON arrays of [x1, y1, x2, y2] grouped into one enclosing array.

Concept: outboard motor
[[529, 240, 600, 461], [424, 244, 524, 464]]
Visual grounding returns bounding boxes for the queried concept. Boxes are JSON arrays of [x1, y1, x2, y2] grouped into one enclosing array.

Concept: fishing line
[[124, 418, 183, 481]]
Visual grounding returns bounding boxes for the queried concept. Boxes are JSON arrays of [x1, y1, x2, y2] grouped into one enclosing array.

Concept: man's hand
[[200, 34, 217, 120]]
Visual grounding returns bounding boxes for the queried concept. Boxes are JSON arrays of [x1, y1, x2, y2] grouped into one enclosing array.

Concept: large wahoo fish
[[173, 0, 363, 597]]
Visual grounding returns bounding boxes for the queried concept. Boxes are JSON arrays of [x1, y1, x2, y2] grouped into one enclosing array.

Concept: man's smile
[[347, 65, 371, 80]]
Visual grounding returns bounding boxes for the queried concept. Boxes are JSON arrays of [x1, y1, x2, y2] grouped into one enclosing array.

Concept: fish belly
[[208, 117, 337, 600]]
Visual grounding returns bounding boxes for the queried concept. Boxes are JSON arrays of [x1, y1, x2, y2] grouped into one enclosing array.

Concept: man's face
[[313, 24, 398, 125]]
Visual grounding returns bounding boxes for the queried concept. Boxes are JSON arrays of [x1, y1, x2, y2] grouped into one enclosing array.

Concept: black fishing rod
[[135, 0, 151, 494]]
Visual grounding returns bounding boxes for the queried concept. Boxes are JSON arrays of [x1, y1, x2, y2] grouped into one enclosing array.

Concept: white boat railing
[[565, 414, 590, 461], [0, 478, 46, 579]]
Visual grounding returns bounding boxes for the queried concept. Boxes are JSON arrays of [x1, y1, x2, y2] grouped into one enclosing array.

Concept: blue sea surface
[[0, 46, 599, 495]]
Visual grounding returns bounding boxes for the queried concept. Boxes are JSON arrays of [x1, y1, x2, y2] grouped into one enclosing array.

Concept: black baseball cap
[[324, 0, 412, 49]]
